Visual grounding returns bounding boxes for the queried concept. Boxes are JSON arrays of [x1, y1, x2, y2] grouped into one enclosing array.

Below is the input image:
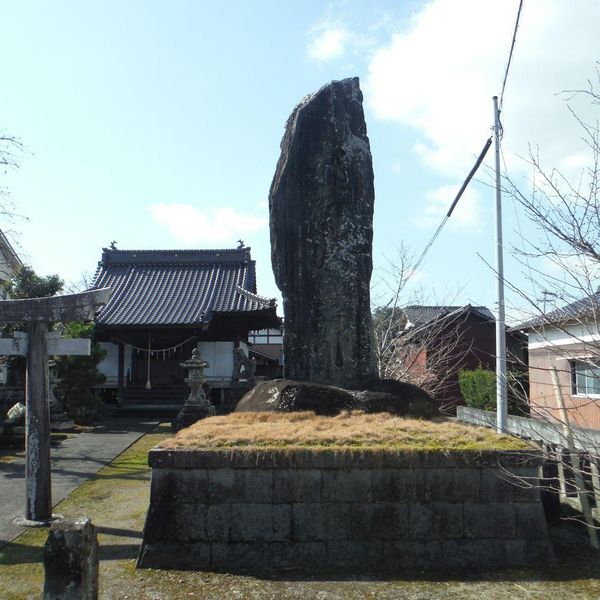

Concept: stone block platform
[[137, 448, 554, 571]]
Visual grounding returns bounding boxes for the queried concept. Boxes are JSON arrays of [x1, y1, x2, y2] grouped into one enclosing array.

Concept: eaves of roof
[[91, 248, 277, 328], [512, 292, 600, 331], [402, 304, 494, 332]]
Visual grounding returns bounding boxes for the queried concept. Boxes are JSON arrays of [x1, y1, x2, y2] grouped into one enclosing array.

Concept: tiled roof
[[91, 247, 277, 327], [514, 291, 600, 330], [402, 305, 494, 329]]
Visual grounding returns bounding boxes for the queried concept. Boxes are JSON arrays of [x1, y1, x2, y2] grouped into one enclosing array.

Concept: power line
[[499, 0, 524, 111], [410, 137, 493, 278], [408, 1, 523, 289], [447, 138, 492, 218]]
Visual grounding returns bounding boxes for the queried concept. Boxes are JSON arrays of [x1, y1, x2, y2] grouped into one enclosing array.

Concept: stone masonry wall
[[137, 449, 554, 571]]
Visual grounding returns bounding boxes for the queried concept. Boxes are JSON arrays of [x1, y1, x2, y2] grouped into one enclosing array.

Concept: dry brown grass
[[159, 411, 529, 452]]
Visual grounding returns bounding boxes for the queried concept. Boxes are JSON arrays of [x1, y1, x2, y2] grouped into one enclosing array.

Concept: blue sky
[[2, 0, 600, 323]]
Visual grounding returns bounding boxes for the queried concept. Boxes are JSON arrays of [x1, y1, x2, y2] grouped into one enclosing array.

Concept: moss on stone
[[2, 422, 600, 599]]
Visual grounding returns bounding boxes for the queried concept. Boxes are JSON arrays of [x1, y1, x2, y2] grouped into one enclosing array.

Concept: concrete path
[[0, 418, 157, 546]]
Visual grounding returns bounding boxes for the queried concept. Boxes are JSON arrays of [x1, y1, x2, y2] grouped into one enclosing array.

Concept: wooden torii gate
[[0, 288, 110, 525]]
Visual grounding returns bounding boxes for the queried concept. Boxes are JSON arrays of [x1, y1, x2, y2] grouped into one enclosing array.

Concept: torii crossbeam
[[0, 288, 110, 525]]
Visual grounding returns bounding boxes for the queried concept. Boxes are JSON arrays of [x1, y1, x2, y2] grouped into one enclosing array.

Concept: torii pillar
[[0, 288, 110, 525]]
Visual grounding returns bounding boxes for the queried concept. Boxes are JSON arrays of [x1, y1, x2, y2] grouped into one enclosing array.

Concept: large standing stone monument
[[237, 77, 437, 417], [270, 77, 377, 390]]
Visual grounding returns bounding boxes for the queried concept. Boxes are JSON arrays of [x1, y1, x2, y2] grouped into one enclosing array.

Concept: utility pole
[[493, 95, 507, 433]]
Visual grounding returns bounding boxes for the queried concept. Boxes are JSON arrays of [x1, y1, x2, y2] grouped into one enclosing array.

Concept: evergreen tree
[[1, 266, 63, 386], [55, 322, 106, 423]]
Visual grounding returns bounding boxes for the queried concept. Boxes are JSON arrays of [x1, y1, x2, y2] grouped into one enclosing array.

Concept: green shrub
[[459, 367, 496, 410], [458, 367, 529, 416]]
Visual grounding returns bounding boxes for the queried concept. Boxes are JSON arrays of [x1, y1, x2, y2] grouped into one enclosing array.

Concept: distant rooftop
[[514, 291, 600, 331], [403, 305, 494, 329]]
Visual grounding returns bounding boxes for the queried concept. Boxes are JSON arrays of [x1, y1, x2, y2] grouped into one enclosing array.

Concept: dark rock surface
[[235, 379, 438, 418], [43, 517, 98, 600], [269, 77, 377, 390]]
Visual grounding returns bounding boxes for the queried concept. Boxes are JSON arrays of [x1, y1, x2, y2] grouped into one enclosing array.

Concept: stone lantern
[[172, 347, 215, 432]]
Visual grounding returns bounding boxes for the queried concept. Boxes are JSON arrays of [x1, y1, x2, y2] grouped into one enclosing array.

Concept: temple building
[[90, 246, 279, 413]]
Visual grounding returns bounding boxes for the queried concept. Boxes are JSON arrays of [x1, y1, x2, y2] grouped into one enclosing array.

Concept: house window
[[571, 360, 600, 396], [248, 328, 283, 345]]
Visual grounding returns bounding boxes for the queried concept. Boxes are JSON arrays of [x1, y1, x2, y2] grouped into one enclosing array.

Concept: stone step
[[116, 405, 180, 418]]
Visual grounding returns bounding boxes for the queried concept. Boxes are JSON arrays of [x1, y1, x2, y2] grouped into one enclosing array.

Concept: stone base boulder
[[235, 379, 438, 418]]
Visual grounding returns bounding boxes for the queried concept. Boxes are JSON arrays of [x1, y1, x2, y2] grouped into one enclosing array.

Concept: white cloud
[[148, 204, 267, 244], [560, 152, 590, 173], [308, 25, 348, 62], [366, 0, 600, 181], [414, 184, 482, 230], [542, 252, 600, 282]]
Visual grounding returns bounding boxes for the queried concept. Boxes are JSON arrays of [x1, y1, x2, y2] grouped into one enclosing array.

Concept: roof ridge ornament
[[235, 285, 276, 308]]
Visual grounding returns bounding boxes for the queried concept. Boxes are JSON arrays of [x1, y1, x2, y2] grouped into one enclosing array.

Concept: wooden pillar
[[26, 319, 51, 522], [556, 446, 568, 501], [117, 342, 125, 406]]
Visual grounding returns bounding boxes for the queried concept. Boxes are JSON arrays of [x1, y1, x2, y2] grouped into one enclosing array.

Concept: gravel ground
[[1, 423, 599, 600]]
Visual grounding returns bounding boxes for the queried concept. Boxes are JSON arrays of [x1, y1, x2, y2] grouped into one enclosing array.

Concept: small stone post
[[173, 347, 215, 432], [43, 517, 99, 600]]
